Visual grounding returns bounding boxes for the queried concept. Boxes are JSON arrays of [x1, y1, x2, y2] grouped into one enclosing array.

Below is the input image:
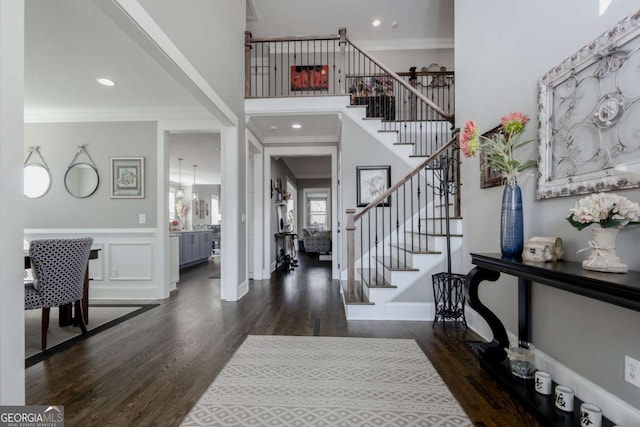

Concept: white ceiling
[[246, 0, 454, 50], [24, 0, 452, 183], [24, 0, 200, 113], [282, 156, 332, 179], [249, 114, 341, 144]]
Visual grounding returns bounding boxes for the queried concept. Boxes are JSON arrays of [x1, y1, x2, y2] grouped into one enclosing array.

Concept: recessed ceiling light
[[372, 19, 381, 27], [291, 123, 302, 129], [96, 77, 116, 87], [270, 125, 278, 131]]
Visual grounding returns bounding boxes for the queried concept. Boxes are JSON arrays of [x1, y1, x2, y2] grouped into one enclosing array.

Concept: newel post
[[346, 208, 356, 301], [409, 66, 417, 121], [244, 31, 252, 98], [338, 27, 347, 95]]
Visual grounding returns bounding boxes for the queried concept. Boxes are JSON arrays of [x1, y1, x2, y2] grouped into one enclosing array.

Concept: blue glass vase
[[500, 180, 524, 258]]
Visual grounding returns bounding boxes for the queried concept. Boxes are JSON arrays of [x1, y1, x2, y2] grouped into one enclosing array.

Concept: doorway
[[263, 146, 339, 280]]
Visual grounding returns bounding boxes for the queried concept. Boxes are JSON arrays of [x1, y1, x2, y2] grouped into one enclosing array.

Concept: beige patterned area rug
[[181, 335, 471, 426]]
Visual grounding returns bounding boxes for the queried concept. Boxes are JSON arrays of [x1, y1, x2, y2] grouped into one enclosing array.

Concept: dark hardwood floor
[[26, 253, 540, 426]]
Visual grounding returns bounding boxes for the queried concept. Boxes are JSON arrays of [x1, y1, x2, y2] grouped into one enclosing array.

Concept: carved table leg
[[464, 266, 509, 362]]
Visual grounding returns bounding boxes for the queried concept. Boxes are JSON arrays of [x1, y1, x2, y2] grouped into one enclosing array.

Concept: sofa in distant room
[[301, 229, 331, 254]]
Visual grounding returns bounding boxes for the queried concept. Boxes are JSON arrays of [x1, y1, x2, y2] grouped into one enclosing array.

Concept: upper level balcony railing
[[245, 29, 455, 158]]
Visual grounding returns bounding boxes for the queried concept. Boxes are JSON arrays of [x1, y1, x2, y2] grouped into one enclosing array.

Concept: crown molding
[[262, 135, 339, 145], [358, 37, 454, 52], [24, 106, 212, 123]]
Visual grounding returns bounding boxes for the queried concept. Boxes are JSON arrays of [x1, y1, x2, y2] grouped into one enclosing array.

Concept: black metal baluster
[[395, 191, 399, 268], [402, 183, 406, 266], [375, 205, 379, 287]]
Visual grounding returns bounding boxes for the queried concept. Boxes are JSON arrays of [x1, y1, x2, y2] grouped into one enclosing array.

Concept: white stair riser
[[345, 302, 435, 321]]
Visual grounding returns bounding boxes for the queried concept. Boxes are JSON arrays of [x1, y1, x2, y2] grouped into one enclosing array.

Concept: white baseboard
[[238, 280, 249, 299], [345, 302, 435, 321], [383, 302, 434, 320], [466, 309, 640, 426]]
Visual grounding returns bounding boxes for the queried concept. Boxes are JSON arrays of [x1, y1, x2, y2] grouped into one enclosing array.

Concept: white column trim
[[0, 0, 24, 405], [221, 126, 241, 300], [248, 130, 265, 280]]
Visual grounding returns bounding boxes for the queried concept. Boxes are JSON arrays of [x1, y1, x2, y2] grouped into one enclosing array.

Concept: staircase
[[245, 28, 462, 321]]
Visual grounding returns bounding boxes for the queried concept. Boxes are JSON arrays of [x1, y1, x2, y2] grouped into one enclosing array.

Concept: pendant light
[[192, 165, 199, 201], [176, 158, 184, 199]]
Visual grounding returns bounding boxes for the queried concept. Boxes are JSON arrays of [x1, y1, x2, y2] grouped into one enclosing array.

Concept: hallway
[[25, 253, 538, 426]]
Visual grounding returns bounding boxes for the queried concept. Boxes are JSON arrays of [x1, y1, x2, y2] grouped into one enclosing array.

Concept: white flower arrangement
[[566, 192, 640, 230], [176, 199, 189, 219]]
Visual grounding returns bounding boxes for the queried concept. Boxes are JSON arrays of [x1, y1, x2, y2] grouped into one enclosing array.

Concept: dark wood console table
[[274, 233, 298, 272], [465, 253, 637, 426]]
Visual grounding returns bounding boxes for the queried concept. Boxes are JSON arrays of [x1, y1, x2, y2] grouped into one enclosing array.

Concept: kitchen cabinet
[[179, 230, 213, 268]]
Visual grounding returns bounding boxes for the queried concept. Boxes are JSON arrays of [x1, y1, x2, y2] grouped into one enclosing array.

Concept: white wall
[[373, 48, 454, 72], [456, 0, 640, 417], [24, 122, 157, 228], [339, 114, 412, 274], [137, 0, 248, 290]]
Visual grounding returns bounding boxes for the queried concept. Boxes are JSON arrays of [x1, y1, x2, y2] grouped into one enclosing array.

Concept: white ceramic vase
[[582, 227, 628, 273]]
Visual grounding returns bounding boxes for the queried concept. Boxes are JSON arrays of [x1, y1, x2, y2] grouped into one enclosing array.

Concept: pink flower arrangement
[[460, 121, 479, 157], [460, 112, 537, 184]]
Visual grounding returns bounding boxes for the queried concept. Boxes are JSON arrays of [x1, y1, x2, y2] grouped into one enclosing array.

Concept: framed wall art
[[480, 125, 506, 189], [537, 11, 640, 198], [356, 166, 391, 207], [290, 65, 328, 91], [110, 157, 144, 198]]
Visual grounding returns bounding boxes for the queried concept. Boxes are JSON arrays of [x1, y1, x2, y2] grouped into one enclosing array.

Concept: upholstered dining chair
[[25, 237, 93, 350]]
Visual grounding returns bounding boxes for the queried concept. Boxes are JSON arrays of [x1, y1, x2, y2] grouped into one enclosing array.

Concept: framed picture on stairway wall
[[356, 166, 391, 207], [479, 125, 506, 189]]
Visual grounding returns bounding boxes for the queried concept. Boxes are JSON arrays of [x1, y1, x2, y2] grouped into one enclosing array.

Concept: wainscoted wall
[[23, 121, 158, 229], [24, 229, 166, 301]]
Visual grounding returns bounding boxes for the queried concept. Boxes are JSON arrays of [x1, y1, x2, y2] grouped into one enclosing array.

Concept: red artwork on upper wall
[[290, 65, 328, 91]]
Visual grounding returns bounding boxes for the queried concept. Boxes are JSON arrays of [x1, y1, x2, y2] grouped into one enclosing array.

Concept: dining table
[[24, 248, 100, 326]]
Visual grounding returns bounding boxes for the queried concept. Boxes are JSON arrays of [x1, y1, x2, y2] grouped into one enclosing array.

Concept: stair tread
[[405, 231, 463, 237], [375, 256, 419, 271], [422, 216, 463, 220], [357, 268, 397, 288], [393, 142, 415, 146], [362, 117, 384, 120], [377, 129, 399, 133], [346, 104, 367, 108], [390, 244, 441, 255], [341, 280, 374, 305]]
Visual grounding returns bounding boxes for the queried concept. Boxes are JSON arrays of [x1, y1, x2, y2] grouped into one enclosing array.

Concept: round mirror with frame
[[24, 163, 51, 199], [64, 162, 100, 198]]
